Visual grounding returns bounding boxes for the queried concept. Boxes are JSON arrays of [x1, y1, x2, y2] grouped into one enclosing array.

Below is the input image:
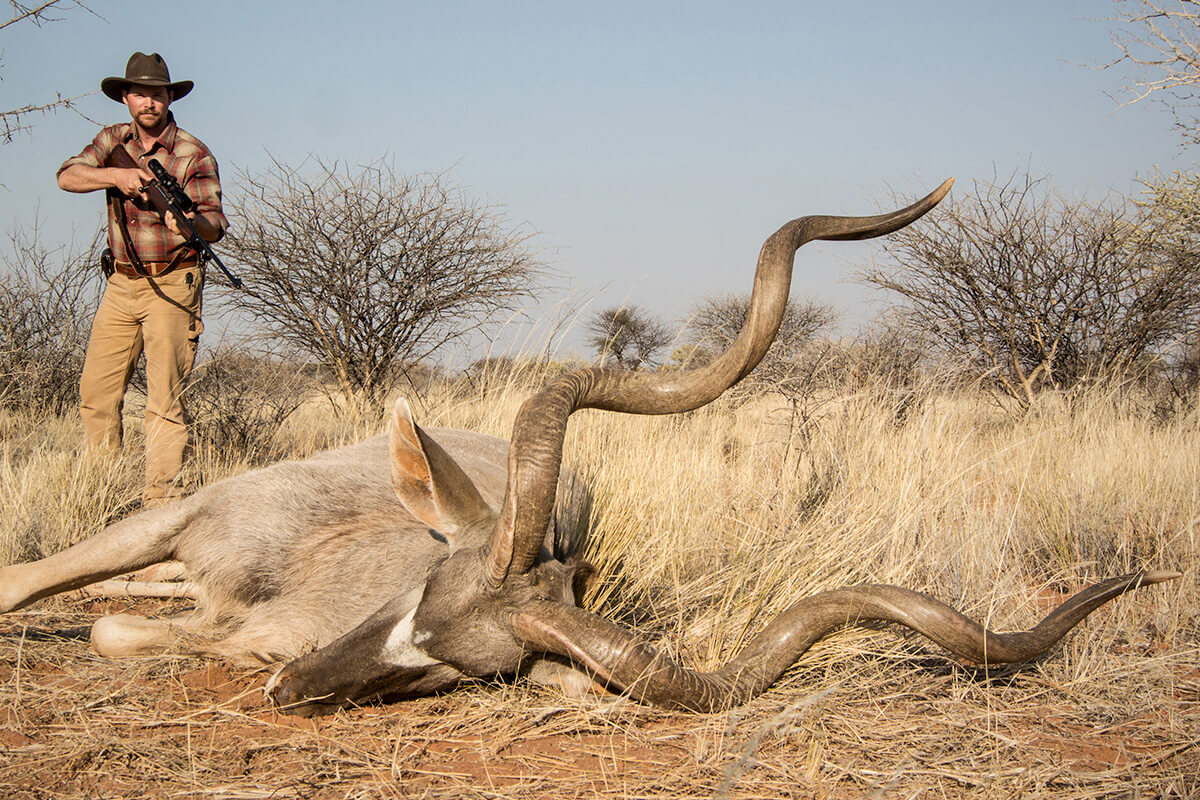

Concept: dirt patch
[[0, 600, 1197, 798]]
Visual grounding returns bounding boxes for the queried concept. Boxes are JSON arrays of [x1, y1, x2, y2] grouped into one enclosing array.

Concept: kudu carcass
[[0, 178, 1179, 716]]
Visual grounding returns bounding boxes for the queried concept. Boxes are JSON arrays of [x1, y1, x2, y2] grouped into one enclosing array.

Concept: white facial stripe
[[263, 663, 287, 697], [382, 607, 441, 668]]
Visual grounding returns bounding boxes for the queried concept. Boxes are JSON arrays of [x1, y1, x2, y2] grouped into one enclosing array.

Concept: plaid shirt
[[58, 113, 228, 264]]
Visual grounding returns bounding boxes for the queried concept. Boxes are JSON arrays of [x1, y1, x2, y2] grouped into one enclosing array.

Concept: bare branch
[[0, 1, 68, 31], [1105, 0, 1200, 144], [1, 1, 100, 143], [0, 92, 88, 144], [220, 155, 547, 407], [0, 223, 104, 413]]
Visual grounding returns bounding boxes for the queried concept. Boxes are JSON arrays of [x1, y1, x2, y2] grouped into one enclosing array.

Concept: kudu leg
[[89, 613, 207, 657], [0, 503, 190, 613], [76, 578, 199, 601]]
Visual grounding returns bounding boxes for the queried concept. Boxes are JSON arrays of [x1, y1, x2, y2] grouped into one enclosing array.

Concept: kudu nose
[[263, 667, 292, 705], [264, 667, 304, 710], [264, 673, 328, 718]]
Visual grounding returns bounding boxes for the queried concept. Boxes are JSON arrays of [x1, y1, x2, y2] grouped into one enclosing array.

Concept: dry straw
[[0, 372, 1196, 797]]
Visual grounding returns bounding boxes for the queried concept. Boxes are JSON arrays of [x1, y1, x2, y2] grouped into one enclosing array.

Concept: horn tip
[[931, 176, 955, 203], [1140, 569, 1183, 585]]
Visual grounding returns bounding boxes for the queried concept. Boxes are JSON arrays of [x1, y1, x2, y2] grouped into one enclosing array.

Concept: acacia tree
[[679, 293, 837, 398], [585, 305, 672, 369], [863, 173, 1200, 408], [221, 157, 547, 406]]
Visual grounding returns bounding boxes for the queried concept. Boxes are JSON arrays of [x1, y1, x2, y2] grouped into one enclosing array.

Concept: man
[[57, 52, 227, 507]]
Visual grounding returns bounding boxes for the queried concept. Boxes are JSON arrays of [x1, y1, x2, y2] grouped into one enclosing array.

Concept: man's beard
[[136, 109, 164, 130]]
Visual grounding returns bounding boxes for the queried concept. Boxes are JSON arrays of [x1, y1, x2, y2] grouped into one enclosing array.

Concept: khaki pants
[[80, 267, 204, 506]]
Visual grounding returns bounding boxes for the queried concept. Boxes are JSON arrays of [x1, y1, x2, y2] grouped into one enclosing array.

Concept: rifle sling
[[108, 189, 149, 277]]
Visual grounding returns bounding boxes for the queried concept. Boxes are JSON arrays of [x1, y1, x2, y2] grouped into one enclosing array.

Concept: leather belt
[[113, 257, 199, 278]]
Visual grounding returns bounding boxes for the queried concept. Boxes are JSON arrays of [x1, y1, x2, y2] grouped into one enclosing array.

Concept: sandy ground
[[0, 597, 1196, 800]]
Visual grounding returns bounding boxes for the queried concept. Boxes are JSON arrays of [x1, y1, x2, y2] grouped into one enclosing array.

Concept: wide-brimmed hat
[[101, 52, 193, 102]]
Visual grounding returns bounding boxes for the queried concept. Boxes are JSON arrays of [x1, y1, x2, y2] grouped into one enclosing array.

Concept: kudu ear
[[389, 399, 492, 548]]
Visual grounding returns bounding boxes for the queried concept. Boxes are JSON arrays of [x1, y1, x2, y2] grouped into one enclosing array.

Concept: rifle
[[105, 146, 243, 289]]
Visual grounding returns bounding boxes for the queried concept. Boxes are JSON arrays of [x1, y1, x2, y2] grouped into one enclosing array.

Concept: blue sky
[[0, 1, 1186, 356]]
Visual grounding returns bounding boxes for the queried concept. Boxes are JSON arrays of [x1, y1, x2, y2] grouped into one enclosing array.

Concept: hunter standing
[[57, 52, 227, 507]]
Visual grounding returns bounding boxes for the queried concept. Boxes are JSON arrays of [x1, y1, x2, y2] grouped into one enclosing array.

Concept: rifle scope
[[146, 159, 195, 213]]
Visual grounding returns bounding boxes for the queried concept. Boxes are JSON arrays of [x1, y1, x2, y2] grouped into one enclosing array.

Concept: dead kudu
[[0, 178, 1180, 715]]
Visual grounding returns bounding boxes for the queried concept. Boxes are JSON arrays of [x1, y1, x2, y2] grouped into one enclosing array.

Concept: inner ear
[[389, 399, 492, 546]]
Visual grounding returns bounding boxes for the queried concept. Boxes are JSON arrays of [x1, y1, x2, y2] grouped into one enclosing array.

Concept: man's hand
[[165, 209, 221, 242], [111, 166, 154, 197], [164, 210, 187, 237]]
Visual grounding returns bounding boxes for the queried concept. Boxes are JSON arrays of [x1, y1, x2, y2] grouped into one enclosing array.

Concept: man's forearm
[[164, 209, 224, 243], [188, 213, 223, 243], [58, 164, 117, 193], [58, 164, 150, 196]]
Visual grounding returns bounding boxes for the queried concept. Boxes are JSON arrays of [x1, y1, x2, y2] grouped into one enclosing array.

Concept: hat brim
[[101, 77, 193, 103]]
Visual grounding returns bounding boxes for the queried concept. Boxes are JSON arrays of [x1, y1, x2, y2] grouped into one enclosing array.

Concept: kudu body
[[0, 426, 587, 695], [2, 178, 1180, 715]]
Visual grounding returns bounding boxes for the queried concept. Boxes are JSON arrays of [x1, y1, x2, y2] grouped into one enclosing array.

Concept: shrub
[[0, 228, 101, 414]]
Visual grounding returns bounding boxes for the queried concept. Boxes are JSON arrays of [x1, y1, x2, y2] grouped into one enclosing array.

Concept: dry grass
[[0, 376, 1197, 798]]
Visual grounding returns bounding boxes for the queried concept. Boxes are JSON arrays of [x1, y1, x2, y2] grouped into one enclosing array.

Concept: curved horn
[[509, 570, 1179, 711], [486, 178, 955, 588]]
